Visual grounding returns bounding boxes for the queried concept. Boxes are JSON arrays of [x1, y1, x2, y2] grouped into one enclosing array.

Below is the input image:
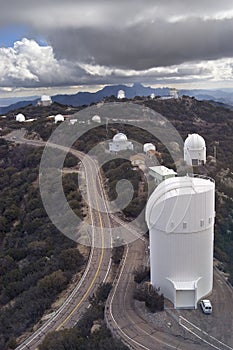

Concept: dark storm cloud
[[1, 0, 233, 70], [46, 17, 233, 70]]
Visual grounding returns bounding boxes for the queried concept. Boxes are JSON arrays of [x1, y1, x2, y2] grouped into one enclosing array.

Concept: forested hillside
[[0, 140, 86, 349]]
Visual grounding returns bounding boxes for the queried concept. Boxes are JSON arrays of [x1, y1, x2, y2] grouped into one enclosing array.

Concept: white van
[[200, 299, 212, 314]]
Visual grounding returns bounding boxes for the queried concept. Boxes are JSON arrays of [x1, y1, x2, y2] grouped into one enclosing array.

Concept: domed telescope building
[[92, 115, 101, 123], [143, 143, 156, 154], [41, 95, 52, 107], [146, 175, 215, 309], [184, 133, 206, 166], [109, 133, 133, 153], [54, 114, 64, 123], [16, 113, 26, 122], [117, 90, 125, 99]]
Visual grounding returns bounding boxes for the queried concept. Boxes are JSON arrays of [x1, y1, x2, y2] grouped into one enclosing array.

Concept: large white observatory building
[[109, 133, 133, 153], [146, 175, 215, 309], [184, 133, 206, 166]]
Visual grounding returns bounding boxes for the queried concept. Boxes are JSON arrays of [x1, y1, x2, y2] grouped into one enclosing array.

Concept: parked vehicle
[[200, 299, 212, 314]]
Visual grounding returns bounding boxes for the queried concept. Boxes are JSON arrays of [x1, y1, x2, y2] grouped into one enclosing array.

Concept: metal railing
[[187, 173, 215, 183]]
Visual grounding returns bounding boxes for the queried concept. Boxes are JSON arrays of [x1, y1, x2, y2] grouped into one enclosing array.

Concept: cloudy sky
[[1, 0, 233, 98]]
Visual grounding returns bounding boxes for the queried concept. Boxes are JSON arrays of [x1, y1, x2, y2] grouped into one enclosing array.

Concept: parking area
[[172, 268, 233, 348]]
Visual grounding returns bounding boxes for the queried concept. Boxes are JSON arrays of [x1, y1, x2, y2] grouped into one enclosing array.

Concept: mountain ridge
[[1, 83, 233, 114]]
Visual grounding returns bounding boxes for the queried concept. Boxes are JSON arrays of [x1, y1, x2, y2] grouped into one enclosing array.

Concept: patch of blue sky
[[0, 24, 48, 47]]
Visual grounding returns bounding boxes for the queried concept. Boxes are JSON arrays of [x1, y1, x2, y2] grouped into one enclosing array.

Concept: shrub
[[134, 283, 164, 313]]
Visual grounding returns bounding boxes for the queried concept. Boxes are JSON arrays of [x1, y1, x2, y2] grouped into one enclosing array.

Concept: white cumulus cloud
[[0, 38, 87, 87]]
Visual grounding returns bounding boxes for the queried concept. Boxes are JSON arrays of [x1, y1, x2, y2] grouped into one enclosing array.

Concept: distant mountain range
[[1, 83, 233, 114]]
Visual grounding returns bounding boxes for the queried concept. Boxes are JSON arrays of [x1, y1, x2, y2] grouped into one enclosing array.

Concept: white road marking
[[179, 316, 233, 350]]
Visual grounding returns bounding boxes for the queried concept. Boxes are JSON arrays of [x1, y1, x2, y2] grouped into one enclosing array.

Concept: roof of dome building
[[117, 90, 125, 98], [113, 133, 128, 142], [54, 114, 64, 123], [41, 95, 51, 101], [144, 143, 156, 152], [16, 113, 26, 122], [146, 175, 214, 230], [184, 133, 206, 150], [92, 115, 101, 122]]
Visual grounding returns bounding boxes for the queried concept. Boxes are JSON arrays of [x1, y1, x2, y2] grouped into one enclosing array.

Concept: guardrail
[[104, 246, 136, 350], [187, 173, 215, 183]]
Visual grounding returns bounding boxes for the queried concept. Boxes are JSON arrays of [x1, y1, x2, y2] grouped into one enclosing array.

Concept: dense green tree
[[134, 283, 164, 313], [59, 248, 85, 272]]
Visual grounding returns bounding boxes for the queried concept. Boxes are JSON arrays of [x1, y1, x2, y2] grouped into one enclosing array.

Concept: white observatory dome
[[143, 143, 156, 153], [54, 114, 64, 123], [146, 175, 215, 309], [113, 133, 128, 142], [41, 95, 51, 102], [92, 115, 101, 123], [109, 132, 133, 152], [117, 90, 125, 99], [16, 113, 26, 122], [40, 95, 52, 106], [185, 134, 205, 150], [184, 133, 206, 166]]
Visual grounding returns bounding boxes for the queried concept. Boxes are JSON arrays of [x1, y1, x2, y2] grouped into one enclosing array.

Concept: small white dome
[[117, 90, 125, 99], [113, 133, 128, 142], [16, 113, 26, 122], [41, 95, 51, 102], [184, 134, 206, 150], [144, 143, 156, 153], [92, 115, 101, 123], [55, 114, 64, 123]]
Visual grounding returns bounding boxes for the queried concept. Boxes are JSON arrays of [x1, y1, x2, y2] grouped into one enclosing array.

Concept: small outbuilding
[[130, 154, 145, 171], [70, 119, 78, 125], [148, 166, 176, 184]]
